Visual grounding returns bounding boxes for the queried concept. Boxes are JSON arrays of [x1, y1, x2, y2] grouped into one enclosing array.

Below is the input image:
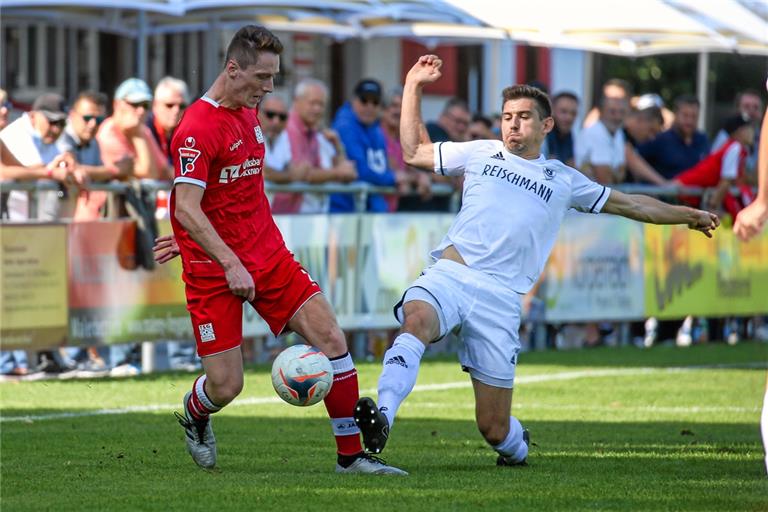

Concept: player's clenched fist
[[406, 55, 443, 86], [688, 209, 720, 238]]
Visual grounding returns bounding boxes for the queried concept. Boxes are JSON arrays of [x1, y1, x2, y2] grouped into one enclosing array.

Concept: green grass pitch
[[1, 343, 766, 511]]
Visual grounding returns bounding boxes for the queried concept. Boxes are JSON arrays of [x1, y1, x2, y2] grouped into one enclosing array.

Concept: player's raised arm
[[601, 189, 720, 238], [401, 55, 442, 170]]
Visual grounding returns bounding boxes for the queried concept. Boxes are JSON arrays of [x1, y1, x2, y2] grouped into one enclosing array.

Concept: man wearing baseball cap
[[0, 92, 79, 220], [330, 78, 400, 212], [97, 77, 170, 182]]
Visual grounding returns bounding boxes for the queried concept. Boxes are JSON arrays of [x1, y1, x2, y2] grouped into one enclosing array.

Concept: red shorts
[[183, 249, 321, 357]]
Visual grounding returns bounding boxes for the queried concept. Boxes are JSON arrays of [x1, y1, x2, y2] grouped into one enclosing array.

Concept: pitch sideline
[[0, 364, 763, 423]]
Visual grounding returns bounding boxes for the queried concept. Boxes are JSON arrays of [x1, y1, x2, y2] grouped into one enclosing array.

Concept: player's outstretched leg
[[354, 396, 390, 454], [362, 332, 427, 454], [175, 375, 221, 469]]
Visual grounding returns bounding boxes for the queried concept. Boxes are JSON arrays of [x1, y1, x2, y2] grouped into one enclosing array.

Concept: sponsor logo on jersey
[[218, 157, 263, 183], [481, 163, 553, 203], [254, 126, 264, 144], [185, 136, 196, 148], [198, 322, 216, 342], [490, 151, 505, 161], [178, 147, 201, 175], [229, 139, 243, 151], [543, 166, 555, 180]]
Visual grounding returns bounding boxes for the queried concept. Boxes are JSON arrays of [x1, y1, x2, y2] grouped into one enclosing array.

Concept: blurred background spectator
[[544, 91, 579, 166], [638, 95, 709, 180], [267, 77, 357, 214], [330, 78, 399, 213]]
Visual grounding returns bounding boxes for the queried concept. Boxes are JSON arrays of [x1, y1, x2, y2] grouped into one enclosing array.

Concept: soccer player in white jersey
[[354, 55, 720, 468]]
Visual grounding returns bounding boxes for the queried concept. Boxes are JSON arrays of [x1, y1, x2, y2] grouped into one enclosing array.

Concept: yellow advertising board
[[644, 224, 768, 319], [0, 224, 68, 348]]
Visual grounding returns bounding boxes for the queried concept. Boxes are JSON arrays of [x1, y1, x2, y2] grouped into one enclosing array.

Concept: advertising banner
[[67, 220, 190, 343], [644, 224, 768, 319], [0, 224, 68, 349], [542, 212, 645, 322], [243, 214, 360, 337], [361, 213, 454, 328]]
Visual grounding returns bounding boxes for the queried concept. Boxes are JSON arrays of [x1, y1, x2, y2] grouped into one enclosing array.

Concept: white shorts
[[394, 259, 522, 388]]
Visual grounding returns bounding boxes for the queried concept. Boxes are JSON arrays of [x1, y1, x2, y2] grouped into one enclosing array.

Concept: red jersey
[[170, 96, 285, 277], [676, 138, 747, 187]]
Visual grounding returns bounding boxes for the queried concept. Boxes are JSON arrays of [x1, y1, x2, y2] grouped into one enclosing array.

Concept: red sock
[[187, 374, 221, 421], [324, 353, 363, 456]]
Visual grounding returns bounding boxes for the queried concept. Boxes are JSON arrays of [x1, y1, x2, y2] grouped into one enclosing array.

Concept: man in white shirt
[[0, 93, 79, 220], [266, 78, 357, 213], [354, 55, 719, 469], [575, 95, 628, 184]]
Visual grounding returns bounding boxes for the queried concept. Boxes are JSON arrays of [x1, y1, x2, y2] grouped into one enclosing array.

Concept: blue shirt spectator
[[330, 79, 395, 213], [637, 95, 709, 179]]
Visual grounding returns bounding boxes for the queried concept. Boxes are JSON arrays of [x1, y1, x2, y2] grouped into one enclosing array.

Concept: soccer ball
[[271, 344, 333, 406]]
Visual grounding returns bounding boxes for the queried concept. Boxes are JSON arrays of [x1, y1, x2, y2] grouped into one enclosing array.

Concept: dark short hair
[[225, 25, 283, 69], [501, 85, 552, 119], [442, 97, 469, 116], [471, 113, 493, 129], [636, 106, 664, 125], [73, 91, 108, 109], [552, 91, 579, 104], [673, 94, 700, 111]]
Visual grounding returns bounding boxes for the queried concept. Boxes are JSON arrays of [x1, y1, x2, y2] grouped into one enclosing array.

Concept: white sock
[[377, 333, 426, 429], [493, 416, 528, 463]]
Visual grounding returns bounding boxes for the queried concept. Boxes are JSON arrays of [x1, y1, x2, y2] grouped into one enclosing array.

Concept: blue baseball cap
[[114, 78, 153, 103]]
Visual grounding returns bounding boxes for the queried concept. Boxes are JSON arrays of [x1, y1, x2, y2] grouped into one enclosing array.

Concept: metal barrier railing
[[1, 178, 716, 221]]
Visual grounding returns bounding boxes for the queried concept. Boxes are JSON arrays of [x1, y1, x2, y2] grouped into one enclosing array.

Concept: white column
[[696, 52, 709, 132], [36, 23, 46, 89], [482, 39, 515, 115], [550, 48, 588, 128], [87, 29, 99, 91], [19, 24, 29, 88], [56, 25, 65, 93], [67, 28, 77, 98], [136, 10, 148, 80], [361, 38, 401, 94]]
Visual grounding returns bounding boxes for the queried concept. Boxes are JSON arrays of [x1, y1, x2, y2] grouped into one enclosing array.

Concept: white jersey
[[432, 139, 610, 294]]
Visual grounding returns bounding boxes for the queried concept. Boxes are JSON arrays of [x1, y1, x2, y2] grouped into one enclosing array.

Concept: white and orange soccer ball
[[271, 344, 333, 406]]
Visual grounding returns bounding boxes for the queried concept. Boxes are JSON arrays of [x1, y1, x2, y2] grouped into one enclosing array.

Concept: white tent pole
[[136, 9, 147, 80], [696, 51, 709, 132]]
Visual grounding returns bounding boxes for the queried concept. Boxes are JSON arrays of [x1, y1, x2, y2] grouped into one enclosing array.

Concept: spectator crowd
[[0, 69, 764, 379]]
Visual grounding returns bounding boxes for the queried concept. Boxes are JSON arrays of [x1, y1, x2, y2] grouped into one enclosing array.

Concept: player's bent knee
[[401, 305, 440, 343], [205, 374, 243, 405]]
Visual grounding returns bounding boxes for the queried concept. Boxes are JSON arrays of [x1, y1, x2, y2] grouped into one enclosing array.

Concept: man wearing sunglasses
[[330, 78, 400, 212], [0, 92, 80, 220], [148, 76, 190, 163], [63, 91, 134, 220], [97, 77, 171, 182]]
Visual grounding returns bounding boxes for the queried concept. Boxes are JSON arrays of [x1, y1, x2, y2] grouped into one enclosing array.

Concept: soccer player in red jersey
[[156, 25, 405, 475]]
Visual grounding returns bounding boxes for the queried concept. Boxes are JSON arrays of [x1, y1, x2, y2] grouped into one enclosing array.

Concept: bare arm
[[625, 145, 668, 186], [129, 131, 159, 179], [401, 55, 442, 170], [733, 106, 768, 241], [602, 188, 719, 238], [590, 164, 619, 185], [174, 183, 255, 300], [1, 142, 71, 181]]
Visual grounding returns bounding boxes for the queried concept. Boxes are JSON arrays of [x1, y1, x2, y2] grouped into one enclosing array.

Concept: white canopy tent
[[443, 0, 768, 127], [442, 0, 768, 56]]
